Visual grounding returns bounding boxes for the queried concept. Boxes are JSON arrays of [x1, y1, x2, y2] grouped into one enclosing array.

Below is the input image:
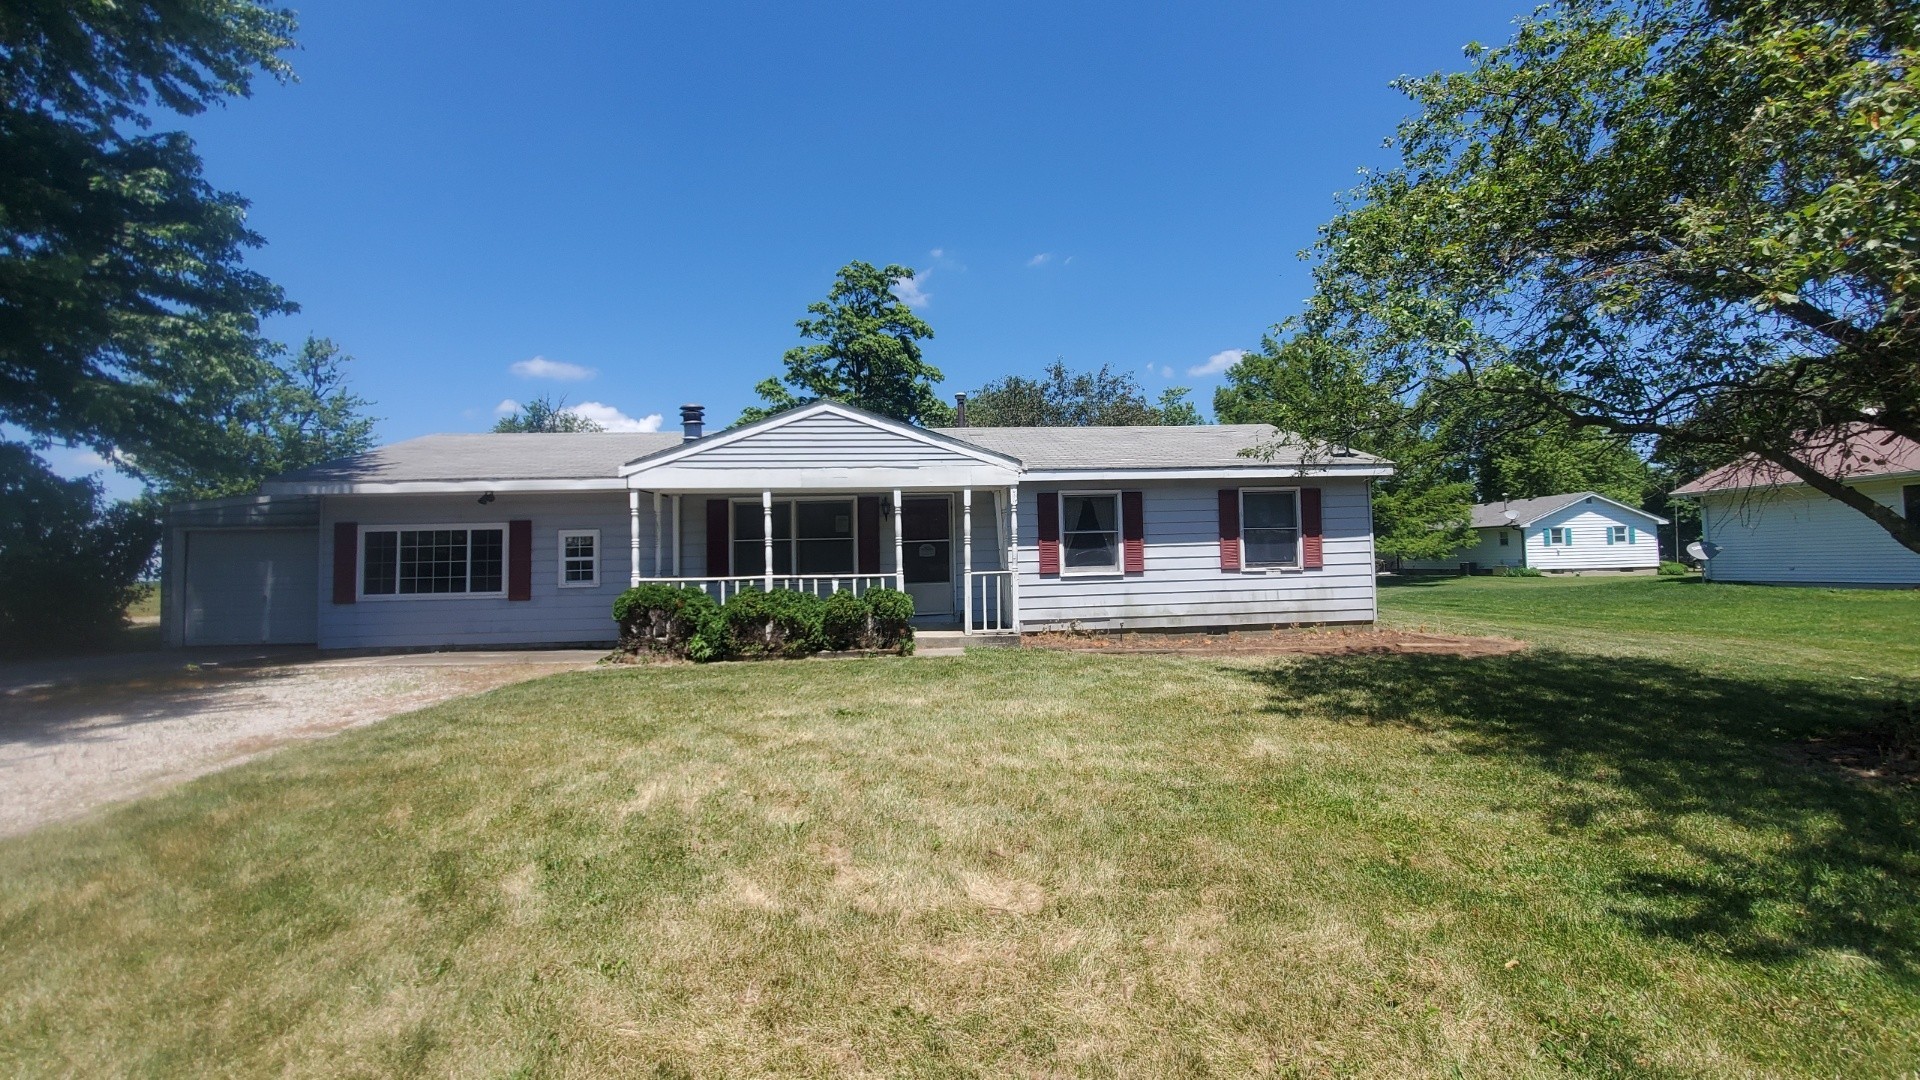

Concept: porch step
[[913, 629, 1020, 657]]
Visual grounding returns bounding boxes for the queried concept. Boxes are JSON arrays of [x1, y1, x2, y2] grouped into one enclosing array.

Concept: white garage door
[[182, 529, 319, 646]]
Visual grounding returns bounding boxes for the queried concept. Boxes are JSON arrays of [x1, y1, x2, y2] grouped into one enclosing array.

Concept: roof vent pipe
[[680, 404, 705, 442], [954, 392, 967, 427]]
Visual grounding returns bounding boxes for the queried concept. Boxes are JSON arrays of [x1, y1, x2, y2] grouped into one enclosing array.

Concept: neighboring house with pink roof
[[1671, 428, 1920, 587]]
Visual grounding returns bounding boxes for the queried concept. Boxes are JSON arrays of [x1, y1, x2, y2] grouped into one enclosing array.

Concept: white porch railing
[[634, 574, 900, 604], [965, 571, 1014, 633]]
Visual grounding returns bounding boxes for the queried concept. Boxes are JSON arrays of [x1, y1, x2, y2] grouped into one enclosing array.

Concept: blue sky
[[59, 0, 1528, 496]]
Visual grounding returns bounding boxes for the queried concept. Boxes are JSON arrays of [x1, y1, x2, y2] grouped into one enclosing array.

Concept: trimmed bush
[[612, 584, 722, 657], [721, 588, 826, 658], [1658, 560, 1690, 576], [1490, 565, 1544, 578], [821, 589, 871, 651], [614, 584, 913, 662], [865, 587, 915, 653]]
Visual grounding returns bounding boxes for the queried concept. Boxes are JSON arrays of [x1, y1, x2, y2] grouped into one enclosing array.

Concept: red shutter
[[1301, 487, 1324, 570], [508, 520, 533, 600], [1218, 489, 1241, 571], [331, 522, 358, 604], [705, 499, 731, 576], [1037, 491, 1060, 576], [1121, 490, 1145, 574], [857, 496, 881, 573]]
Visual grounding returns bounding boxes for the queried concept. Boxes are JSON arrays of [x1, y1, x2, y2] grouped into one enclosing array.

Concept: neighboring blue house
[[1401, 492, 1666, 574], [162, 401, 1393, 649]]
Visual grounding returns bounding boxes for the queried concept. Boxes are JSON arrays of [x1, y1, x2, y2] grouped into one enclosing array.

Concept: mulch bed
[[1022, 626, 1526, 659]]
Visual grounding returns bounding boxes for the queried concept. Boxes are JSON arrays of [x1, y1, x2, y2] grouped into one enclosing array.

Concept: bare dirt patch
[[1789, 733, 1920, 787], [1024, 626, 1526, 659], [0, 655, 593, 837]]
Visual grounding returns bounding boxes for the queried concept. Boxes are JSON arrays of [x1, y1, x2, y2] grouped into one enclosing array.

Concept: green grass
[[1382, 574, 1920, 687], [2, 583, 1918, 1076]]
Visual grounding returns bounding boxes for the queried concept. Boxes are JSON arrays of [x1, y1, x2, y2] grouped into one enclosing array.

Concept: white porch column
[[671, 494, 682, 575], [652, 492, 663, 580], [892, 488, 905, 592], [1006, 486, 1020, 633], [762, 491, 774, 591], [962, 487, 973, 634], [628, 490, 642, 586]]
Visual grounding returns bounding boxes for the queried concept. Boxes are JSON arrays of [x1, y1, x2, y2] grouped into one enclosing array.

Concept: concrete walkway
[[0, 647, 603, 837]]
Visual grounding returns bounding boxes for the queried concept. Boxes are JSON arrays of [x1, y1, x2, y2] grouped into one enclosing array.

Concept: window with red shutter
[[1121, 491, 1144, 574], [1301, 487, 1323, 570], [1217, 489, 1240, 571], [1037, 491, 1060, 575]]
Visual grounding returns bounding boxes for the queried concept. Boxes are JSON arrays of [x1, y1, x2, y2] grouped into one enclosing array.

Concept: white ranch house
[[161, 401, 1393, 649], [1401, 492, 1666, 574], [1672, 428, 1920, 588]]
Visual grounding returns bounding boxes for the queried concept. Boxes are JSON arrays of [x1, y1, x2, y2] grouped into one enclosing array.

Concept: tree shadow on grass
[[1238, 650, 1920, 976]]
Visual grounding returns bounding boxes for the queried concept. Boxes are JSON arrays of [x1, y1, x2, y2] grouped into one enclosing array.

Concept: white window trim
[[1239, 487, 1303, 573], [1059, 490, 1125, 578], [557, 528, 600, 588], [359, 522, 510, 601], [727, 496, 858, 576], [1609, 525, 1630, 544]]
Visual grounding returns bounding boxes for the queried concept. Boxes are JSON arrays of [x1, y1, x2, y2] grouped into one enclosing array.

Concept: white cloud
[[569, 402, 663, 433], [929, 247, 944, 259], [510, 355, 596, 381], [1187, 348, 1248, 377], [893, 270, 931, 308], [1026, 253, 1053, 267], [1160, 365, 1174, 379], [494, 398, 522, 416]]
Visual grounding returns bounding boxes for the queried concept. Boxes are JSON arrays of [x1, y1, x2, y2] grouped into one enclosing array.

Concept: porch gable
[[620, 401, 1022, 492]]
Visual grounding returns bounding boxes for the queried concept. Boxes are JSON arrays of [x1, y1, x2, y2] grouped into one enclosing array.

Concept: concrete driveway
[[0, 647, 603, 837]]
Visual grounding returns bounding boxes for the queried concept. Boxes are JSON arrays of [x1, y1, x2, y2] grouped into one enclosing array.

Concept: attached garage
[[164, 495, 322, 648]]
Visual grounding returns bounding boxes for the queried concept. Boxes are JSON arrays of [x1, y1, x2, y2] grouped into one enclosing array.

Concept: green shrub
[[864, 587, 915, 653], [1489, 565, 1544, 578], [721, 588, 826, 658], [821, 589, 871, 651], [1658, 560, 1690, 576], [612, 583, 721, 656]]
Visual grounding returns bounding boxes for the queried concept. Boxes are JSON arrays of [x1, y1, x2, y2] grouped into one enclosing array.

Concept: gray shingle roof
[[269, 432, 682, 485], [935, 425, 1388, 470], [263, 421, 1389, 488]]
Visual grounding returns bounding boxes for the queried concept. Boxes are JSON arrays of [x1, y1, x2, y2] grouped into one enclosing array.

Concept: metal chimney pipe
[[954, 392, 967, 427], [680, 403, 705, 442]]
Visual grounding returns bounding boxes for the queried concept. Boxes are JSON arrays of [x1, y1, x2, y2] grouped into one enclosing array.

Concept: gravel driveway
[[0, 649, 601, 837]]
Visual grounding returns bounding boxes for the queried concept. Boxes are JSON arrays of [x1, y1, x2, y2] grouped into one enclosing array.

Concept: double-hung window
[[732, 499, 855, 576], [558, 529, 599, 587], [1498, 531, 1511, 547], [1546, 527, 1573, 546], [362, 525, 506, 598], [1609, 525, 1630, 544], [1061, 492, 1121, 574], [1241, 489, 1301, 569]]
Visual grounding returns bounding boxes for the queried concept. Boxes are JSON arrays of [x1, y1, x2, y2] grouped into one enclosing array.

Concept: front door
[[900, 496, 953, 616]]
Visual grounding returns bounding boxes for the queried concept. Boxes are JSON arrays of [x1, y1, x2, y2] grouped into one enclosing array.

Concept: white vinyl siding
[[661, 412, 986, 470], [318, 492, 644, 649], [1016, 478, 1376, 631], [1698, 477, 1920, 586]]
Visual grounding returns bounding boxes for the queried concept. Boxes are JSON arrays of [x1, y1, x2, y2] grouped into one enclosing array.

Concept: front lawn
[[2, 586, 1917, 1075]]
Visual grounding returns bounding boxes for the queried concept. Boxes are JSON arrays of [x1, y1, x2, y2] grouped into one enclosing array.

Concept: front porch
[[623, 487, 1019, 634]]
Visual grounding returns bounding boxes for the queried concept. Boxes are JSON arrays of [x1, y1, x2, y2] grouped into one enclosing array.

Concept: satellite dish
[[1503, 509, 1518, 523], [1686, 541, 1719, 561]]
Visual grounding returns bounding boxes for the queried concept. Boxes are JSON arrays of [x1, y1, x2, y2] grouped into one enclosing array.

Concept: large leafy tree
[[1424, 370, 1653, 506], [0, 444, 161, 649], [494, 394, 605, 434], [1305, 0, 1920, 553], [1216, 334, 1475, 561], [742, 262, 949, 425], [965, 361, 1201, 427], [1, 0, 298, 471], [144, 336, 378, 500]]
